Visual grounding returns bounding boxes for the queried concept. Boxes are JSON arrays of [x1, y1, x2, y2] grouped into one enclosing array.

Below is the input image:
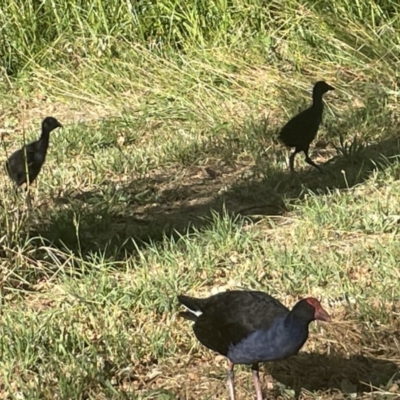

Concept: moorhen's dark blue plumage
[[6, 116, 62, 188], [279, 81, 334, 172], [178, 290, 331, 400]]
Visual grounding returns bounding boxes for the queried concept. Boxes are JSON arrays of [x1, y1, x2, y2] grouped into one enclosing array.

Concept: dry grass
[[1, 2, 400, 398]]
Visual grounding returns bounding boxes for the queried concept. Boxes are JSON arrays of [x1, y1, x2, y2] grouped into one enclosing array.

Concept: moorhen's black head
[[313, 81, 335, 97], [292, 297, 331, 323], [42, 116, 63, 132]]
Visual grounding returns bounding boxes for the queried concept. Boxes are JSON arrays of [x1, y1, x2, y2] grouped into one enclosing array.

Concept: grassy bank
[[0, 0, 400, 398]]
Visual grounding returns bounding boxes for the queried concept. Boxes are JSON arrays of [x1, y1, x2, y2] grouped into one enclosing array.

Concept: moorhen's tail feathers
[[178, 311, 198, 321], [177, 295, 205, 320]]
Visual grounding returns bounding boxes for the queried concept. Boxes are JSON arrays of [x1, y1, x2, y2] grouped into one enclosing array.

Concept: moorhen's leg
[[289, 149, 299, 172], [227, 360, 236, 400], [25, 189, 32, 210], [252, 363, 263, 400], [303, 146, 322, 172]]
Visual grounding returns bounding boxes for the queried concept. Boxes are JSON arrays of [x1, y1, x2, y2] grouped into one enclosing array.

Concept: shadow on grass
[[134, 352, 399, 399], [27, 133, 400, 258], [268, 352, 399, 397]]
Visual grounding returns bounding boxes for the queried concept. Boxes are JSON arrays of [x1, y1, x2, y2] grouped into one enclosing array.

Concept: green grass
[[1, 0, 400, 398]]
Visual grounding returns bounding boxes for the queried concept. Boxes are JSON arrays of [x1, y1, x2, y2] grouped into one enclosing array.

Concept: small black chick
[[6, 116, 63, 188], [279, 81, 334, 172]]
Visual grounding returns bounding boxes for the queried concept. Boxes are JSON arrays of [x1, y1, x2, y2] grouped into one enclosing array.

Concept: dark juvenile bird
[[178, 290, 331, 400], [279, 81, 334, 172], [6, 116, 63, 188]]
